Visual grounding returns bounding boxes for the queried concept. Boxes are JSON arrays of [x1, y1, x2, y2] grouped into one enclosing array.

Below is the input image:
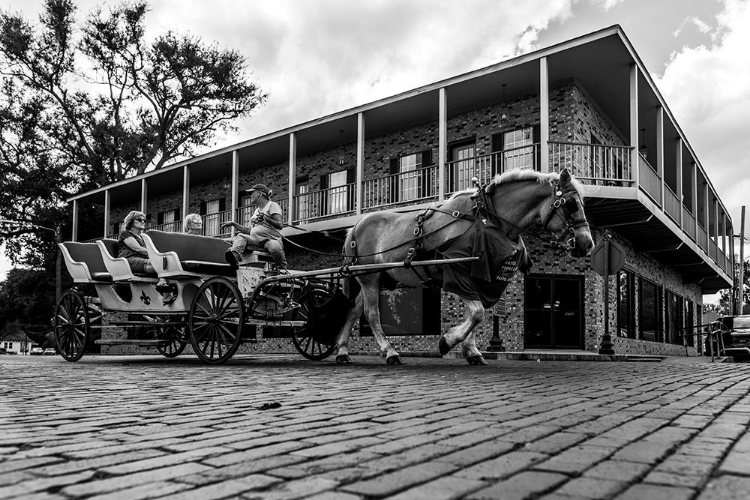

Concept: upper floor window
[[449, 142, 476, 193], [320, 169, 354, 215], [157, 209, 180, 232], [502, 127, 534, 171], [296, 181, 310, 222], [390, 151, 433, 202], [200, 198, 226, 236]]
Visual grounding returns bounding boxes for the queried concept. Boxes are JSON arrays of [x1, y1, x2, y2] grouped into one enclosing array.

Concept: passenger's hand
[[220, 221, 235, 230]]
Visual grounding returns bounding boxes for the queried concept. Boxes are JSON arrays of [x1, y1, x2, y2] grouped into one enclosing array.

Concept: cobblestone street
[[3, 354, 750, 499]]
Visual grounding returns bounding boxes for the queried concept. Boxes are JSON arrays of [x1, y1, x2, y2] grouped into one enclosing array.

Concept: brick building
[[67, 26, 733, 357]]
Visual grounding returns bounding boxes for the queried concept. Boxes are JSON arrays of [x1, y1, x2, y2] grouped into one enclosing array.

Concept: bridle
[[541, 182, 590, 249]]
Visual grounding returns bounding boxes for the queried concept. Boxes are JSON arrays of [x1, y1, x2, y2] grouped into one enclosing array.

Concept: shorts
[[127, 256, 149, 274]]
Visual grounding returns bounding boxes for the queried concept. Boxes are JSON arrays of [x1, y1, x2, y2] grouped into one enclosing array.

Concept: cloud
[[656, 0, 750, 227], [590, 0, 626, 11], [673, 16, 712, 37]]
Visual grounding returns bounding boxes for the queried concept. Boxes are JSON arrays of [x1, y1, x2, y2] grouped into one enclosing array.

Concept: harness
[[344, 178, 589, 281], [541, 182, 590, 249]]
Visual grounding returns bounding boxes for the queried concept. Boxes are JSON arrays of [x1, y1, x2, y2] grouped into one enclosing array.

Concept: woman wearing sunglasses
[[118, 211, 175, 303]]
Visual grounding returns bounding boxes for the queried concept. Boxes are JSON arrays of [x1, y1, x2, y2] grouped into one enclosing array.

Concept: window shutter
[[346, 168, 356, 211], [389, 158, 400, 203], [199, 201, 207, 215], [533, 124, 541, 171], [421, 150, 431, 167], [219, 198, 226, 212], [491, 133, 503, 153], [319, 174, 328, 190], [157, 212, 164, 225], [175, 207, 181, 220]]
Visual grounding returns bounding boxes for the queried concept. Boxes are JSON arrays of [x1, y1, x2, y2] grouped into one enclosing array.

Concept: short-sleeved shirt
[[251, 201, 283, 241], [117, 230, 147, 259]]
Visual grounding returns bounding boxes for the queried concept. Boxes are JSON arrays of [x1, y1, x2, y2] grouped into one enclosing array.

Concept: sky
[[1, 0, 749, 302]]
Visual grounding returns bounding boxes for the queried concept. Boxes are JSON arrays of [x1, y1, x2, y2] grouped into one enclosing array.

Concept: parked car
[[717, 315, 750, 361], [30, 347, 44, 355], [0, 347, 6, 355], [42, 348, 57, 356]]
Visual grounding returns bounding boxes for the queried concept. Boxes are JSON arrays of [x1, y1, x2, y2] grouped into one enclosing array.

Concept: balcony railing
[[664, 185, 680, 224], [292, 184, 355, 224], [638, 154, 661, 205], [445, 144, 540, 196], [202, 210, 231, 238], [236, 198, 289, 227], [151, 221, 183, 233], [549, 141, 632, 186], [362, 165, 438, 210], [683, 208, 696, 241]]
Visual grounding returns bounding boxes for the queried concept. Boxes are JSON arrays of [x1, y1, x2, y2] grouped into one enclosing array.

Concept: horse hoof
[[336, 354, 353, 364], [438, 337, 452, 356], [467, 355, 488, 366], [386, 355, 404, 365]]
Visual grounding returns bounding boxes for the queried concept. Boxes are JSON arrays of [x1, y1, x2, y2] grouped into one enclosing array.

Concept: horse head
[[539, 168, 594, 257]]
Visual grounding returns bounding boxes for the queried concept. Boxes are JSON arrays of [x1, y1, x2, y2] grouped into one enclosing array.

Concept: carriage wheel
[[54, 289, 89, 362], [188, 277, 244, 364], [146, 315, 188, 358], [292, 287, 337, 361]]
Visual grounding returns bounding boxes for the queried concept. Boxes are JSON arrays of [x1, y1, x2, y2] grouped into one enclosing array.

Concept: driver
[[220, 184, 287, 271]]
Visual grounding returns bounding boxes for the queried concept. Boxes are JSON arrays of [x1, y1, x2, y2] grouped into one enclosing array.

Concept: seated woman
[[183, 213, 203, 235], [118, 211, 156, 274], [118, 211, 175, 304]]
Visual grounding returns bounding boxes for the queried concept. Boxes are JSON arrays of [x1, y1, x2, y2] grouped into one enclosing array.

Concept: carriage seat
[[96, 239, 157, 282], [143, 230, 240, 278], [58, 242, 113, 283]]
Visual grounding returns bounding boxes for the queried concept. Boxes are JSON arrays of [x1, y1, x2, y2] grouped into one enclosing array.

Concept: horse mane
[[489, 168, 584, 196]]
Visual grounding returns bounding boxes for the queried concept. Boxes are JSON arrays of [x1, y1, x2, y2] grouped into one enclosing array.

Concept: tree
[[0, 0, 266, 266], [719, 259, 750, 316]]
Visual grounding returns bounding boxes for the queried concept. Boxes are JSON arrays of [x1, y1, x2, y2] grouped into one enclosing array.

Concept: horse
[[334, 167, 594, 365]]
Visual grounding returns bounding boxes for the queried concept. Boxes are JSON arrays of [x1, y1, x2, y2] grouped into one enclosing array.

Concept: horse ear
[[559, 167, 571, 188]]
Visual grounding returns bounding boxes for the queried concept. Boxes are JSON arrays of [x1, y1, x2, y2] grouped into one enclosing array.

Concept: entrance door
[[524, 275, 584, 348]]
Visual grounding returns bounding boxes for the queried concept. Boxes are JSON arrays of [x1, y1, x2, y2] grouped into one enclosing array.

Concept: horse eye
[[565, 198, 579, 213]]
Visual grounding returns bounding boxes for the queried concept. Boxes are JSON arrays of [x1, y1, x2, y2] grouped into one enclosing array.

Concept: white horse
[[335, 168, 594, 365]]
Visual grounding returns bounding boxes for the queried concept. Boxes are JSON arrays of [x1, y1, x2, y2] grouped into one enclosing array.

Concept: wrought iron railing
[[151, 221, 182, 233], [202, 210, 231, 238], [362, 165, 438, 210], [292, 184, 355, 224], [444, 144, 540, 196], [548, 141, 632, 186]]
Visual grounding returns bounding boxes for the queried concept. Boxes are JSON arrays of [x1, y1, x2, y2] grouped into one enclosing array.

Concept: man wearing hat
[[220, 184, 287, 270]]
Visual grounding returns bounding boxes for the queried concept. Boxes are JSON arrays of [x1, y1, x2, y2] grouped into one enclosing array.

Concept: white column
[[656, 106, 664, 206], [357, 113, 365, 215], [540, 57, 549, 173], [182, 165, 190, 220], [103, 189, 111, 238], [72, 200, 79, 242], [439, 87, 447, 201], [675, 138, 683, 227], [140, 178, 148, 214], [231, 150, 239, 223], [288, 133, 296, 226], [630, 64, 640, 185]]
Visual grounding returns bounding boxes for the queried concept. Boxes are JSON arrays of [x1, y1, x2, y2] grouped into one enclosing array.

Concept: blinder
[[543, 183, 589, 248]]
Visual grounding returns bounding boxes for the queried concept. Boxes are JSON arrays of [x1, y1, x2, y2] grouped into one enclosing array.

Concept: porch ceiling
[[584, 197, 730, 294]]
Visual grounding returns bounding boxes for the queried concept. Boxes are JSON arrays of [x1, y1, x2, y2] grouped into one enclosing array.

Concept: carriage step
[[95, 339, 172, 346], [245, 319, 306, 327]]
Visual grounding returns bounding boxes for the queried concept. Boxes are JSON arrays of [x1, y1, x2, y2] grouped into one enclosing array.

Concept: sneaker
[[155, 279, 172, 292], [225, 250, 240, 270]]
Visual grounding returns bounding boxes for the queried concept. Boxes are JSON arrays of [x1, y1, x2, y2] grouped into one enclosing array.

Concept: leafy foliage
[[0, 0, 266, 330]]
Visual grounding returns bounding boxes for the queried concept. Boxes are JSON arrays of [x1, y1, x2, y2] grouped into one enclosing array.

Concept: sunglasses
[[134, 217, 146, 222]]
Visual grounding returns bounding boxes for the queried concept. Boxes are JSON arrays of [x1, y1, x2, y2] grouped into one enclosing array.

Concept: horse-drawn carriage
[[55, 168, 594, 366]]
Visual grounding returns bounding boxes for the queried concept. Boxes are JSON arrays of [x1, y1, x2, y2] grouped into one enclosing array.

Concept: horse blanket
[[439, 217, 532, 308]]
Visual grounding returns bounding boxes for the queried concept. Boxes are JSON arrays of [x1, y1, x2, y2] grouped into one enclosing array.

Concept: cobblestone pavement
[[3, 354, 750, 500]]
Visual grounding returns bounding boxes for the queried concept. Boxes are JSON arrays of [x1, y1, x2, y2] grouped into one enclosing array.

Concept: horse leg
[[360, 276, 404, 365], [335, 292, 364, 364], [461, 330, 488, 366], [439, 298, 486, 365]]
